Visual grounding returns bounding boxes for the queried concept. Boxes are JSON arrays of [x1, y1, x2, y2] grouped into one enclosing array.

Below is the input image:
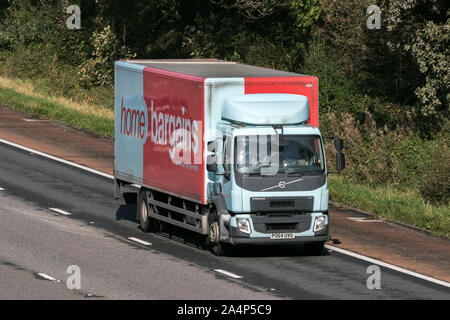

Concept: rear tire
[[137, 189, 160, 233], [304, 241, 325, 256]]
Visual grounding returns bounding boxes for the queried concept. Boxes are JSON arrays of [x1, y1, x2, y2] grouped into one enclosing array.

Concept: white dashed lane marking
[[49, 208, 72, 216], [214, 269, 243, 279], [128, 237, 152, 246], [36, 273, 61, 283]]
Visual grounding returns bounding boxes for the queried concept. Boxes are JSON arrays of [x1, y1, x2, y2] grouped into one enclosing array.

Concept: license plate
[[270, 232, 295, 240]]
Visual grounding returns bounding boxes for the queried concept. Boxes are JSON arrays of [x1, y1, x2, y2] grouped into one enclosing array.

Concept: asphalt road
[[0, 142, 449, 299]]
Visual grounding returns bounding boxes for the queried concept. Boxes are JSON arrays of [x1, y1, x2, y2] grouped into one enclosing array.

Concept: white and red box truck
[[114, 59, 344, 255]]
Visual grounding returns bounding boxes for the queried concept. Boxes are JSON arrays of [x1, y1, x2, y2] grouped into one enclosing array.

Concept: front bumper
[[221, 212, 329, 246], [228, 235, 330, 245]]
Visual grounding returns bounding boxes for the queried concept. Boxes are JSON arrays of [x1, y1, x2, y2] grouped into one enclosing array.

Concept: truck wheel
[[137, 189, 160, 233], [206, 212, 229, 256], [304, 241, 325, 256]]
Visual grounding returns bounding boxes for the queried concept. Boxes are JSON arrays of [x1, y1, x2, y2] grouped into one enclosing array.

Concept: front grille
[[266, 223, 297, 231], [252, 214, 312, 233], [251, 197, 314, 213], [270, 200, 295, 208]]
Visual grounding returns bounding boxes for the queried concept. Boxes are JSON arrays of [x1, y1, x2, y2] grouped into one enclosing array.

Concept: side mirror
[[334, 138, 344, 151], [207, 141, 218, 172], [336, 152, 345, 171], [207, 155, 217, 172], [207, 140, 217, 152]]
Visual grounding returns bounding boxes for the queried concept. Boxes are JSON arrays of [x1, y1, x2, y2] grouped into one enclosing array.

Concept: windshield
[[235, 135, 325, 176]]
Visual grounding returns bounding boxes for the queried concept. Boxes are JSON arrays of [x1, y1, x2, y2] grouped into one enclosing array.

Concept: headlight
[[236, 218, 251, 234], [313, 216, 326, 232]]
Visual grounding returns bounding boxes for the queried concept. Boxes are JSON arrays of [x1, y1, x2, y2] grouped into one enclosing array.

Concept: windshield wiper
[[287, 170, 320, 176], [248, 172, 261, 176], [286, 172, 305, 177]]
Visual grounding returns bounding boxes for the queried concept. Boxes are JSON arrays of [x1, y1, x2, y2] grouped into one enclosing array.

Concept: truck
[[114, 59, 345, 255]]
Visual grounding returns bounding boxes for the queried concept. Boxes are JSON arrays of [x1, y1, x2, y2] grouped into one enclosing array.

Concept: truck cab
[[206, 93, 336, 254]]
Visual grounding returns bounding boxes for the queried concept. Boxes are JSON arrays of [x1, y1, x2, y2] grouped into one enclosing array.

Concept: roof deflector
[[221, 94, 310, 125]]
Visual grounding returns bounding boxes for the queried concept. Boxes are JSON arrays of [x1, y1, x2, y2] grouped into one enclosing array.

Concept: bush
[[418, 137, 450, 204], [78, 25, 135, 87], [0, 0, 50, 50], [323, 111, 450, 204], [301, 37, 372, 121]]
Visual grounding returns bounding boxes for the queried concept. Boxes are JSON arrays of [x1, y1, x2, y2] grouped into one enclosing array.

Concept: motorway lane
[[0, 142, 449, 299]]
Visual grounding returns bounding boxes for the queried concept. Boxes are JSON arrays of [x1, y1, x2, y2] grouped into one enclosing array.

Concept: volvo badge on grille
[[261, 178, 304, 192]]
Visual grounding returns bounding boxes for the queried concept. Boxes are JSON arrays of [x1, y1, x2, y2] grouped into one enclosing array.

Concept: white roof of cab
[[221, 94, 310, 125]]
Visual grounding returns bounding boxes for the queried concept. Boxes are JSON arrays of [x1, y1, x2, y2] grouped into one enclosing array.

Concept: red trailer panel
[[142, 67, 206, 204], [244, 77, 319, 127]]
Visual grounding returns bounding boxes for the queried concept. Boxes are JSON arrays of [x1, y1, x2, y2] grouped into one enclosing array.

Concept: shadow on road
[[115, 204, 137, 222], [115, 193, 138, 223]]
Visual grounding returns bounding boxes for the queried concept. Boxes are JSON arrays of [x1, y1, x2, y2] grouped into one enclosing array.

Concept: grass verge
[[0, 76, 113, 136], [329, 175, 450, 238]]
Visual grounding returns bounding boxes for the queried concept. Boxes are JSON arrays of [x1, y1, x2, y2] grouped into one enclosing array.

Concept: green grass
[[0, 82, 113, 137], [329, 175, 450, 238]]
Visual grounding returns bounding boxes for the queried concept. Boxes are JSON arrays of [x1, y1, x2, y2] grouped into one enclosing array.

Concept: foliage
[[410, 21, 449, 118], [323, 111, 449, 204], [79, 25, 135, 87], [384, 0, 449, 122], [0, 0, 52, 50], [301, 37, 371, 120]]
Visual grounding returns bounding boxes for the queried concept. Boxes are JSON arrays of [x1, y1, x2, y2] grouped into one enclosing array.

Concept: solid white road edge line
[[214, 269, 243, 279], [49, 208, 72, 216], [326, 244, 450, 288], [128, 237, 152, 246], [36, 273, 61, 283], [1, 138, 448, 288], [0, 187, 4, 191]]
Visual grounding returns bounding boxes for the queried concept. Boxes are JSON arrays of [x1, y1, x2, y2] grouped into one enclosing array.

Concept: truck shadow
[[157, 225, 331, 258], [226, 245, 331, 258], [115, 192, 138, 222], [115, 204, 137, 222]]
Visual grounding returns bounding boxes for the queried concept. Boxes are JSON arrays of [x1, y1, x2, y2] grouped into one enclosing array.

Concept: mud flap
[[114, 179, 124, 202]]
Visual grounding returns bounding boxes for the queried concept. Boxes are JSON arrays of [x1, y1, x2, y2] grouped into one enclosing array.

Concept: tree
[[384, 0, 448, 120]]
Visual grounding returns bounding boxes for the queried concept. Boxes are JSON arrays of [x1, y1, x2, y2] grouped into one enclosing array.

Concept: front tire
[[206, 212, 230, 256]]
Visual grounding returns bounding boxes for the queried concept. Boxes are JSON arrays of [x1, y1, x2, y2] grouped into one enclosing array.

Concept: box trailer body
[[114, 60, 335, 254]]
